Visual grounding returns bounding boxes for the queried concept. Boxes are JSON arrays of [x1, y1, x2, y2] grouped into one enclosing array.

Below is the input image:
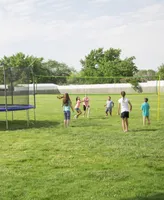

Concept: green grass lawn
[[0, 94, 164, 200]]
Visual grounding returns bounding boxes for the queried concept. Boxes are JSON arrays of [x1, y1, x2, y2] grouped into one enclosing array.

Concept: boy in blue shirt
[[104, 96, 114, 116], [141, 98, 150, 125]]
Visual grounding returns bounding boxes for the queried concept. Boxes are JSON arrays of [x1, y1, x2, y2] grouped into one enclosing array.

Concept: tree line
[[0, 49, 163, 85]]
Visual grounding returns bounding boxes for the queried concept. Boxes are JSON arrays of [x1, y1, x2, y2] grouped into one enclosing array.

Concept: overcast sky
[[0, 0, 164, 71]]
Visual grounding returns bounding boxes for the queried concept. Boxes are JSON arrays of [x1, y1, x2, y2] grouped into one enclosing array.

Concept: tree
[[80, 48, 138, 83], [40, 60, 76, 84], [0, 52, 44, 84], [0, 53, 76, 84], [134, 69, 157, 81], [157, 63, 164, 80]]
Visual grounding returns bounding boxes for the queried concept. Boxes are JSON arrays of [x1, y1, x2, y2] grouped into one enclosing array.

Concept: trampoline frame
[[0, 63, 36, 129]]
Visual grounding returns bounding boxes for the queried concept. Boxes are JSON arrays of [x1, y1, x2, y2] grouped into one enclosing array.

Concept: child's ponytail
[[121, 91, 126, 99]]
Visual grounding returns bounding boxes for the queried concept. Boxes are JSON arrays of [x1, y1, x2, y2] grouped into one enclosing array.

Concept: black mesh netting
[[0, 66, 30, 106]]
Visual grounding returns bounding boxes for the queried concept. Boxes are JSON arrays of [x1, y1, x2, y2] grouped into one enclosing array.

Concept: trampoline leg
[[34, 108, 36, 122], [6, 121, 8, 130], [12, 111, 14, 121], [5, 112, 9, 130], [26, 110, 30, 127]]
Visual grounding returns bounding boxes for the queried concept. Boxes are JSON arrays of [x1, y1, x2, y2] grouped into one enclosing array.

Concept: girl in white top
[[118, 91, 132, 132]]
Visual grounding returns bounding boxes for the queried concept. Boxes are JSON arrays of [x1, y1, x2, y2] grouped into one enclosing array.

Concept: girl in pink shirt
[[74, 96, 83, 119], [83, 95, 90, 118]]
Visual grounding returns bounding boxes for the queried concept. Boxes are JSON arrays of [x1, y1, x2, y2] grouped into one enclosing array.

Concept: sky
[[0, 0, 164, 71]]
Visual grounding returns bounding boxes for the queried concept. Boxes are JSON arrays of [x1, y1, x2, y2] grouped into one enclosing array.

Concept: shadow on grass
[[122, 193, 164, 200], [72, 124, 112, 128], [131, 128, 158, 132], [71, 120, 113, 127], [0, 120, 60, 131]]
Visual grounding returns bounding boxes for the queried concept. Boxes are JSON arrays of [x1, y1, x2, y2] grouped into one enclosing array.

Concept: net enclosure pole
[[26, 110, 30, 127], [3, 65, 9, 130], [157, 75, 160, 121], [31, 67, 36, 122], [28, 60, 36, 123], [10, 68, 14, 121], [33, 74, 36, 122]]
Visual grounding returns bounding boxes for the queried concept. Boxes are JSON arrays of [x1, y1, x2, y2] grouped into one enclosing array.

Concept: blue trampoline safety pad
[[0, 105, 34, 112]]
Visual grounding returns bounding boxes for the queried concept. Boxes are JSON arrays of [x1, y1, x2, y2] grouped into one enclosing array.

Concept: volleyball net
[[34, 75, 163, 120]]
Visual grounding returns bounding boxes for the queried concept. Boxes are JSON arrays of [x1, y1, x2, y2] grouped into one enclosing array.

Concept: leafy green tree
[[0, 53, 76, 84], [67, 71, 84, 84], [0, 52, 44, 84], [0, 69, 3, 85], [134, 69, 157, 81], [157, 64, 164, 80], [40, 60, 76, 84], [80, 48, 138, 83]]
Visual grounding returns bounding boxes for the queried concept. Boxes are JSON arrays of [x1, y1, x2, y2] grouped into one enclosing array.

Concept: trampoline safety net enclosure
[[0, 65, 36, 129]]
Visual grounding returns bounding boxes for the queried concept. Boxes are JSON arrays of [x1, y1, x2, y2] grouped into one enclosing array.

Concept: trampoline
[[0, 63, 36, 129], [0, 104, 34, 112]]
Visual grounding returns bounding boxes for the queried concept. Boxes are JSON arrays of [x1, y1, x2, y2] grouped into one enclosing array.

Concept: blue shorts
[[64, 111, 71, 120], [106, 107, 112, 112], [75, 108, 80, 112]]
